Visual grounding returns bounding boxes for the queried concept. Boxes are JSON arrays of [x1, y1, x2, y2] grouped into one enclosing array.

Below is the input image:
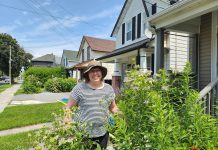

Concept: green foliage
[[32, 108, 100, 150], [23, 75, 42, 94], [45, 78, 77, 93], [110, 63, 218, 149], [24, 67, 66, 85], [0, 33, 33, 80]]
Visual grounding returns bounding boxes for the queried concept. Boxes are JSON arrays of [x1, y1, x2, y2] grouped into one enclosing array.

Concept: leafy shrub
[[32, 108, 100, 150], [23, 75, 42, 94], [109, 63, 218, 149], [24, 67, 66, 84], [45, 78, 77, 93]]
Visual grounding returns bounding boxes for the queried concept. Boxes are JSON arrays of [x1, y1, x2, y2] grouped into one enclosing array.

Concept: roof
[[110, 0, 150, 37], [147, 0, 213, 29], [97, 38, 151, 60], [32, 54, 55, 62], [72, 60, 94, 70], [62, 50, 79, 61], [84, 36, 115, 52]]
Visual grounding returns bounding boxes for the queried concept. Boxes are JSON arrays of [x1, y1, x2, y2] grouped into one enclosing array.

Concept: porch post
[[112, 59, 122, 94], [140, 48, 147, 73], [154, 28, 165, 74], [211, 11, 217, 81]]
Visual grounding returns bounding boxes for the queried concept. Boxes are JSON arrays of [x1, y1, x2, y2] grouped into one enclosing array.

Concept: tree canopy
[[0, 33, 33, 80]]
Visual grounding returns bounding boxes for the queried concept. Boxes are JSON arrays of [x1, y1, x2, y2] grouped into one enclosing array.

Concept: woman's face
[[88, 67, 102, 83]]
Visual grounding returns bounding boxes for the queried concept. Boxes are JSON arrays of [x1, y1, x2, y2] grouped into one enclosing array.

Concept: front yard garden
[[31, 64, 218, 150]]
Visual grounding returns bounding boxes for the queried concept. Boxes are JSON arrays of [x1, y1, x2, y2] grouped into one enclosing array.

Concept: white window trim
[[126, 20, 132, 41]]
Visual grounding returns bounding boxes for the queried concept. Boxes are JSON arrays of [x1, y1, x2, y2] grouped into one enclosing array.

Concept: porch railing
[[199, 77, 218, 117]]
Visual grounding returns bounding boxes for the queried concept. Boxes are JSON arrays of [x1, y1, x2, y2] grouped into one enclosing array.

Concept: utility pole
[[9, 45, 12, 85]]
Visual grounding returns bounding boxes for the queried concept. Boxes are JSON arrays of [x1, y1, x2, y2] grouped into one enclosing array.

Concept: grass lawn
[[0, 84, 12, 93], [0, 103, 64, 131], [0, 131, 33, 150]]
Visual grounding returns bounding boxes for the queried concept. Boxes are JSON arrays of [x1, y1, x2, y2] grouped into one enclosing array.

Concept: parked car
[[0, 76, 10, 83]]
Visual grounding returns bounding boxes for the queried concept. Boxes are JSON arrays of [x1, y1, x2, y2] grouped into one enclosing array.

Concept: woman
[[66, 60, 118, 149]]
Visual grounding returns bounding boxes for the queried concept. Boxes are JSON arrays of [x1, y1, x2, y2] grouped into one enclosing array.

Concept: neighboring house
[[32, 53, 60, 67], [97, 0, 189, 90], [76, 36, 115, 84], [61, 50, 80, 78], [147, 0, 218, 115]]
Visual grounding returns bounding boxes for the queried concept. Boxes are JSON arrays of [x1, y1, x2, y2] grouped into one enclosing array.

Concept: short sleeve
[[70, 84, 82, 102]]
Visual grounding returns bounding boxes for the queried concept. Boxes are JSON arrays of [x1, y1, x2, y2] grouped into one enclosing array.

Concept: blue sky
[[0, 0, 124, 58]]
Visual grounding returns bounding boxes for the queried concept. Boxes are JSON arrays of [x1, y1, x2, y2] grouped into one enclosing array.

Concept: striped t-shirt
[[70, 82, 115, 138]]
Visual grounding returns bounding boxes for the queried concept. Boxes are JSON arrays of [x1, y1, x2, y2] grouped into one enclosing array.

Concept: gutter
[[148, 0, 194, 22]]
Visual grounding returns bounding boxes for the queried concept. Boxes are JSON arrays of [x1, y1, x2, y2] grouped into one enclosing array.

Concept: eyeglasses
[[89, 68, 102, 73]]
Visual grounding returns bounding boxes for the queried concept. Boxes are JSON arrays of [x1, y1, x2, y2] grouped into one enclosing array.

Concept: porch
[[148, 0, 218, 116]]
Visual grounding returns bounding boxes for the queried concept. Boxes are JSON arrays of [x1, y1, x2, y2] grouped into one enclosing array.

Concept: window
[[152, 3, 157, 15], [87, 46, 91, 60], [126, 21, 132, 41]]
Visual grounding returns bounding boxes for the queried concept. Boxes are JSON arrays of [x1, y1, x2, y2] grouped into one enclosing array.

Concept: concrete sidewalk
[[11, 92, 70, 105], [0, 84, 21, 113], [0, 123, 51, 137]]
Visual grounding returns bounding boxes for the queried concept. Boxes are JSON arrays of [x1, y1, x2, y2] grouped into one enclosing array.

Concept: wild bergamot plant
[[109, 63, 218, 150]]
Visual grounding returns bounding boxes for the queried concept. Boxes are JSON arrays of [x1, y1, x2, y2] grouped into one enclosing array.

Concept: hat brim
[[83, 65, 107, 79]]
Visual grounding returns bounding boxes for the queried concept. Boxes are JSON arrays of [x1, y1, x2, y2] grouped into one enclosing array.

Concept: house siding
[[199, 13, 212, 90], [115, 0, 169, 49], [168, 32, 189, 72]]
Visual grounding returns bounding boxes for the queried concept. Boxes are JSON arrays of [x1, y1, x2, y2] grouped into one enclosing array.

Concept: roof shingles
[[84, 36, 115, 52]]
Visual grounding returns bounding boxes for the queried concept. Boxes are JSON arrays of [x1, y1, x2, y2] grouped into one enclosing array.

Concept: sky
[[0, 0, 124, 58]]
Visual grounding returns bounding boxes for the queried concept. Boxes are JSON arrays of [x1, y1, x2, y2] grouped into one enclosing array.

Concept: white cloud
[[0, 25, 16, 33], [34, 5, 122, 32], [21, 36, 81, 58]]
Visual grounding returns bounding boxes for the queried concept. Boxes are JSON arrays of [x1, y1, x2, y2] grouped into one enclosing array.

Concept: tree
[[0, 33, 33, 82]]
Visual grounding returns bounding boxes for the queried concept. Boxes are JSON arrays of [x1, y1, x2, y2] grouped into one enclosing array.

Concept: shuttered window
[[152, 3, 157, 15], [122, 23, 125, 44], [132, 16, 136, 41], [137, 13, 141, 38]]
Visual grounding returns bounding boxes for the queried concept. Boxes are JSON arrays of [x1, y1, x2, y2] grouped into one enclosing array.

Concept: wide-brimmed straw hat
[[83, 60, 107, 78]]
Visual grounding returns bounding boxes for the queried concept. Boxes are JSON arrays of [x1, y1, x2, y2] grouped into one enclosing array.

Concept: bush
[[45, 78, 77, 93], [109, 63, 218, 149], [32, 108, 100, 150], [24, 67, 66, 84], [23, 75, 42, 94]]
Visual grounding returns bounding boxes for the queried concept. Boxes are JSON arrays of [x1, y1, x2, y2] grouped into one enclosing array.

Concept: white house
[[61, 50, 80, 78], [75, 36, 115, 84], [97, 0, 190, 90]]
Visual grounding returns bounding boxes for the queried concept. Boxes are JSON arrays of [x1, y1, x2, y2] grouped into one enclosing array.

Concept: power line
[[54, 3, 105, 31], [0, 2, 105, 30]]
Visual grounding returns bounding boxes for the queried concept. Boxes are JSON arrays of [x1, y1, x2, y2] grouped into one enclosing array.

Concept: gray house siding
[[199, 13, 212, 90]]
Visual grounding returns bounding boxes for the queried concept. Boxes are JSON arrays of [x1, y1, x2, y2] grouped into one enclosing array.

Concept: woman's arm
[[66, 96, 78, 110], [109, 100, 119, 114]]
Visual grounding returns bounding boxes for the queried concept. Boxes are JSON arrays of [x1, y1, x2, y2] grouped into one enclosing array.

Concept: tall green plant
[[110, 63, 218, 149], [24, 67, 66, 84]]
